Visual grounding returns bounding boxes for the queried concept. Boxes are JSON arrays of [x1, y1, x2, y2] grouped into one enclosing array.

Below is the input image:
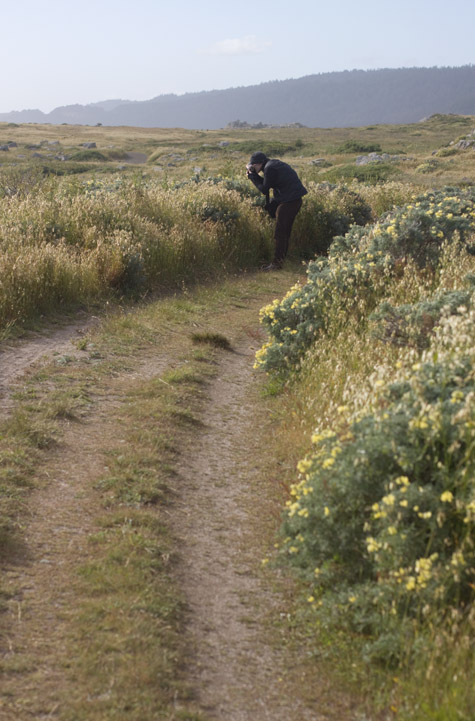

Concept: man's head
[[248, 151, 268, 172]]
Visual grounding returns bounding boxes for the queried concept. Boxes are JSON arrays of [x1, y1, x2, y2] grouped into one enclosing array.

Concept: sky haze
[[2, 0, 474, 113]]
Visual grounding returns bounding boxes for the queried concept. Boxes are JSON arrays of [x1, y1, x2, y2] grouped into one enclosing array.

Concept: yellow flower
[[406, 576, 416, 591], [297, 458, 312, 474], [366, 537, 380, 553], [451, 550, 465, 567], [324, 506, 330, 517], [440, 490, 454, 503]]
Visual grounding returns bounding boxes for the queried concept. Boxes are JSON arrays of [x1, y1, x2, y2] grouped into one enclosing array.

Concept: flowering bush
[[280, 299, 475, 662], [255, 187, 475, 374], [257, 185, 475, 671], [369, 282, 474, 349]]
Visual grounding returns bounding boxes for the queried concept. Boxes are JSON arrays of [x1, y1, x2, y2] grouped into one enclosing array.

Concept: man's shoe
[[261, 262, 282, 271]]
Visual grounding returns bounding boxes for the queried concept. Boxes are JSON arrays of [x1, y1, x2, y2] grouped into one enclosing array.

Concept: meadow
[[1, 114, 474, 719], [1, 113, 474, 337]]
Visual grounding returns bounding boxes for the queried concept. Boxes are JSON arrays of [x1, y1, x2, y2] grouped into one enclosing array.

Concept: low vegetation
[[1, 115, 474, 719], [257, 187, 475, 719], [0, 172, 376, 335]]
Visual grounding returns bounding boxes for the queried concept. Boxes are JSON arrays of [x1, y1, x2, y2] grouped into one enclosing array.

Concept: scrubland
[[1, 114, 474, 719]]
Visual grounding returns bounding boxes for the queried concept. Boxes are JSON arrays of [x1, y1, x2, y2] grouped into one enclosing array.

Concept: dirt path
[[0, 284, 362, 721], [0, 333, 175, 719], [174, 340, 329, 720], [0, 410, 116, 718], [0, 313, 100, 419]]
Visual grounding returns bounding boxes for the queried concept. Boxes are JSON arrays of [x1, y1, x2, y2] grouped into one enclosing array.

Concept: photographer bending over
[[246, 151, 307, 270]]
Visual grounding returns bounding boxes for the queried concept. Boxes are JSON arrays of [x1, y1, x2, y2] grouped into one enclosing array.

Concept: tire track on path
[[0, 330, 176, 719], [173, 336, 344, 721]]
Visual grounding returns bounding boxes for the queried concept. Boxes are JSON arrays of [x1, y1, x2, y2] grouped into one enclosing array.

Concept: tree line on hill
[[1, 66, 474, 129]]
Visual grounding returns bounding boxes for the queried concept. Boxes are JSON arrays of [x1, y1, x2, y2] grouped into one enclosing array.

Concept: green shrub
[[436, 147, 458, 158], [280, 299, 475, 663], [255, 187, 475, 374], [291, 183, 373, 257], [321, 163, 398, 185], [174, 177, 373, 259], [70, 149, 108, 162], [40, 162, 112, 176], [415, 159, 441, 174], [336, 141, 383, 154], [369, 284, 474, 349]]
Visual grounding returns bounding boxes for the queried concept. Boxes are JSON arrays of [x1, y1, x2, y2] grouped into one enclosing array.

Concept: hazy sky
[[2, 0, 474, 113]]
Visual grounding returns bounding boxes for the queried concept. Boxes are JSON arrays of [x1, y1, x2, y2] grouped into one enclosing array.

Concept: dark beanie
[[249, 151, 268, 165]]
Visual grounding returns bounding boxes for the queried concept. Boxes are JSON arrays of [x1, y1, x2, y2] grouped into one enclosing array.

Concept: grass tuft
[[191, 331, 232, 350]]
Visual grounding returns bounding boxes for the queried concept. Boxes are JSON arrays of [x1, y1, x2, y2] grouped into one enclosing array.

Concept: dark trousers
[[274, 198, 303, 264]]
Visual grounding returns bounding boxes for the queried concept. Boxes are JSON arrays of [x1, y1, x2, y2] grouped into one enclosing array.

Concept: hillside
[[1, 65, 474, 129]]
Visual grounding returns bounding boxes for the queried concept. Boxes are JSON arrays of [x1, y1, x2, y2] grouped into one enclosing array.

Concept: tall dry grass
[[0, 176, 273, 331]]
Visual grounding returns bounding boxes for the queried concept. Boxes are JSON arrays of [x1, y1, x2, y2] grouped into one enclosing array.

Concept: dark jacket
[[248, 159, 307, 203]]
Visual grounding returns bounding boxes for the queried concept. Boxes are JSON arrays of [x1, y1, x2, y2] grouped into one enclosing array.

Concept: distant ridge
[[1, 66, 474, 129]]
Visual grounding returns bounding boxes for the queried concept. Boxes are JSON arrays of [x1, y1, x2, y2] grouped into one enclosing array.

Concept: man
[[246, 151, 307, 270]]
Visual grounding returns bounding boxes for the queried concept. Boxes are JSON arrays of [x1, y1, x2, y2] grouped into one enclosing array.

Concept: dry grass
[[1, 113, 474, 184]]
